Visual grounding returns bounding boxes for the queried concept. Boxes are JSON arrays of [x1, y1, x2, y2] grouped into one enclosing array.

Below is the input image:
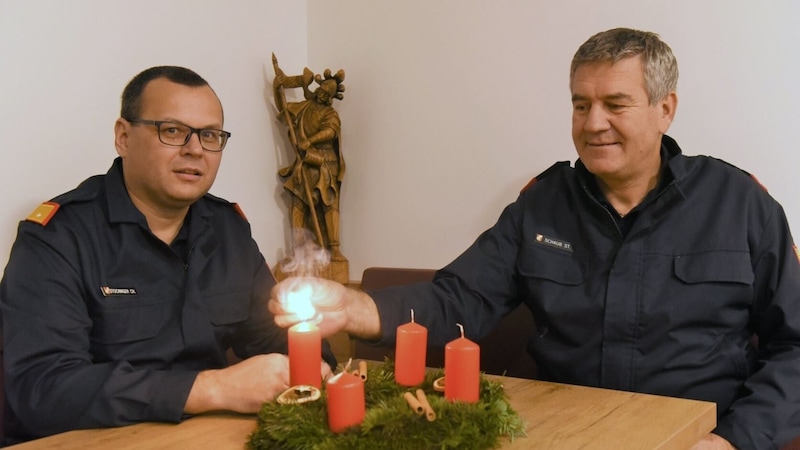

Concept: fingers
[[270, 277, 349, 331], [269, 307, 303, 328], [321, 362, 333, 380]]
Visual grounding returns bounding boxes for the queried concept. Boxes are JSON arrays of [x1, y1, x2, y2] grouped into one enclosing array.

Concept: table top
[[8, 375, 715, 450]]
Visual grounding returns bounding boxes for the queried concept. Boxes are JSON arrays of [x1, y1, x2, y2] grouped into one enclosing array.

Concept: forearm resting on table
[[184, 370, 225, 414]]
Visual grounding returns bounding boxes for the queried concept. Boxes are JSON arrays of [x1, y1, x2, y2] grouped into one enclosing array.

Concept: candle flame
[[285, 283, 316, 322]]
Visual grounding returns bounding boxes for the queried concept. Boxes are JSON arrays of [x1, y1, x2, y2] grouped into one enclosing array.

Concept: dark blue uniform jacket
[[0, 158, 335, 442], [370, 136, 800, 450]]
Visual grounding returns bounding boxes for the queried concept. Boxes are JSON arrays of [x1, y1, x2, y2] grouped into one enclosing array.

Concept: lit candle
[[286, 283, 322, 388], [444, 323, 480, 403], [394, 309, 427, 386], [326, 362, 366, 433]]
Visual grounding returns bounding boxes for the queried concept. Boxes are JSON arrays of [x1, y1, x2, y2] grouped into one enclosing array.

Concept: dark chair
[[354, 267, 537, 379], [1, 321, 5, 444]]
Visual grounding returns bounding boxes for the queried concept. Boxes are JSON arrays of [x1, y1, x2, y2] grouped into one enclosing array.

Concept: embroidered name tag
[[101, 286, 138, 296], [535, 233, 573, 253]]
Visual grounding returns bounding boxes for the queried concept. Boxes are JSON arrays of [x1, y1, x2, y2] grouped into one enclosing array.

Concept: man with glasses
[[0, 66, 335, 444]]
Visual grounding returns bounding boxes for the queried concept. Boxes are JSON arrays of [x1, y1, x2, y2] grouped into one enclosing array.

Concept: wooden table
[[8, 376, 715, 450]]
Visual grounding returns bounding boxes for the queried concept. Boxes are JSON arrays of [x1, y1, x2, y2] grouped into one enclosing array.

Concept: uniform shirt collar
[[105, 157, 147, 225], [104, 157, 213, 226], [576, 135, 681, 234]]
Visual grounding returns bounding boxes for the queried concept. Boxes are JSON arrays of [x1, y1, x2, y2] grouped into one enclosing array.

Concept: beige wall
[[308, 0, 800, 275], [0, 0, 308, 273], [2, 1, 799, 281]]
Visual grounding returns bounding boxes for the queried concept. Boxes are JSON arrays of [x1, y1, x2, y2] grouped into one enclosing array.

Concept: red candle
[[289, 321, 321, 387], [394, 309, 427, 386], [444, 323, 480, 403], [326, 370, 366, 433], [285, 282, 322, 388]]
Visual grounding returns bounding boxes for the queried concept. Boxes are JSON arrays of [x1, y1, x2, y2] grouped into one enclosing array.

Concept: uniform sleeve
[[0, 222, 198, 438], [371, 197, 525, 347], [714, 202, 800, 449]]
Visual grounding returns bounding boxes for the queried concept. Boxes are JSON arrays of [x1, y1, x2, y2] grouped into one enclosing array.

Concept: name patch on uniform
[[535, 233, 573, 253], [101, 286, 138, 296]]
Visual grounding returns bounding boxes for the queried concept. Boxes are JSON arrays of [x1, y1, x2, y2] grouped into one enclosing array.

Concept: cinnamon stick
[[403, 392, 425, 415], [415, 389, 436, 421]]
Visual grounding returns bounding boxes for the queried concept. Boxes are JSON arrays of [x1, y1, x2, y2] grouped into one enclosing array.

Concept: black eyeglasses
[[126, 119, 231, 152]]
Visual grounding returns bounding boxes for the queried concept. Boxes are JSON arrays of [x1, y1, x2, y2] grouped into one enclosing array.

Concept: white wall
[[308, 0, 800, 276], [2, 1, 799, 282], [0, 0, 307, 271]]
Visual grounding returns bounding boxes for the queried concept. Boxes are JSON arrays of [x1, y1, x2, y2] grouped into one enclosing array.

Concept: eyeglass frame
[[124, 118, 232, 152]]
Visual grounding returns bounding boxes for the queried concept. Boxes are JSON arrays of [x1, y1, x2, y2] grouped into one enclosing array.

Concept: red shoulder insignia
[[26, 201, 60, 226], [750, 174, 768, 192], [521, 161, 571, 193], [520, 177, 538, 193], [233, 203, 248, 221]]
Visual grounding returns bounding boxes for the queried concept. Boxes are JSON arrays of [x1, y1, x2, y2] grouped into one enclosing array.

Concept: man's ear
[[658, 91, 678, 134], [114, 118, 130, 157]]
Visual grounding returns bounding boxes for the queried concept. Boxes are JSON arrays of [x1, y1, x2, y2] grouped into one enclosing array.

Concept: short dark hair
[[120, 66, 212, 120]]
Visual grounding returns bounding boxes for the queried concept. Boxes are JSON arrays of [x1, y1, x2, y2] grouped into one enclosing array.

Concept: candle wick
[[456, 323, 465, 338], [410, 309, 415, 323], [343, 357, 353, 373]]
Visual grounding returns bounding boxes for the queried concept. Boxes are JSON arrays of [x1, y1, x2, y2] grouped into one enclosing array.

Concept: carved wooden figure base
[[273, 257, 349, 284]]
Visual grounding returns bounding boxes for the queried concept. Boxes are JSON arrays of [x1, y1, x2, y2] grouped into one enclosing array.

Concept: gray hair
[[570, 28, 678, 104]]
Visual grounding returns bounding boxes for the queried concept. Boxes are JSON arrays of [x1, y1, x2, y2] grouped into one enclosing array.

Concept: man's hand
[[269, 276, 381, 340], [690, 433, 736, 450], [184, 354, 331, 414], [269, 276, 349, 337]]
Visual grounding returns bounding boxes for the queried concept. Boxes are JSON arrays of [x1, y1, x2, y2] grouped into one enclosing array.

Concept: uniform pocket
[[674, 251, 754, 285], [517, 247, 587, 286], [205, 288, 251, 325], [92, 300, 172, 344]]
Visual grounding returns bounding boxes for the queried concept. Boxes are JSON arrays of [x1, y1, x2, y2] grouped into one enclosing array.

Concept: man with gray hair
[[270, 28, 800, 449]]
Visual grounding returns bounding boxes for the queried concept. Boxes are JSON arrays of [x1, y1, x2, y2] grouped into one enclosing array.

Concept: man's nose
[[584, 105, 611, 132], [182, 131, 205, 155]]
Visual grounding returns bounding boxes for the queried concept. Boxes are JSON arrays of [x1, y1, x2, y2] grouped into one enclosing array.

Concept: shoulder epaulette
[[203, 193, 249, 222], [26, 181, 99, 227], [714, 159, 769, 193], [520, 161, 571, 193], [232, 203, 248, 221], [50, 178, 101, 206], [748, 173, 768, 192], [25, 202, 60, 226]]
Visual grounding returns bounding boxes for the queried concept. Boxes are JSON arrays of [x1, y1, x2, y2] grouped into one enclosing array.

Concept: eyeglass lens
[[158, 122, 228, 151]]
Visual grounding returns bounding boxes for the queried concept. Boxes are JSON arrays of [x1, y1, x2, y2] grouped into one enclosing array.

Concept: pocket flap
[[674, 251, 754, 284], [206, 288, 251, 325], [517, 248, 587, 286]]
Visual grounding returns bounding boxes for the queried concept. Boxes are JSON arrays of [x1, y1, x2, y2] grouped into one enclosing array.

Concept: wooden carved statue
[[272, 54, 348, 283]]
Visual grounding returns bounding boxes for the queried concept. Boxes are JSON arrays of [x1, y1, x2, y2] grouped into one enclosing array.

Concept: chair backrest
[[355, 267, 537, 378], [1, 321, 5, 443]]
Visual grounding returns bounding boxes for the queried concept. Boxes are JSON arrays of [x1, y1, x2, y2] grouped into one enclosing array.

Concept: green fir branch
[[247, 360, 525, 450]]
